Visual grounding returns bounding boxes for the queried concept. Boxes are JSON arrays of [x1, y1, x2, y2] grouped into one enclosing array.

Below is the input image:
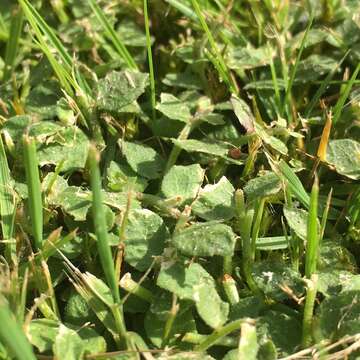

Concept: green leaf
[[77, 327, 106, 355], [96, 70, 148, 112], [231, 95, 254, 133], [257, 309, 301, 356], [64, 291, 100, 327], [172, 221, 237, 257], [28, 319, 59, 353], [295, 55, 337, 82], [283, 206, 308, 241], [121, 140, 165, 179], [124, 209, 169, 271], [244, 172, 281, 202], [144, 293, 196, 347], [318, 241, 357, 273], [31, 123, 90, 172], [106, 161, 148, 192], [252, 261, 304, 302], [238, 322, 258, 360], [42, 172, 68, 204], [317, 290, 360, 340], [2, 115, 31, 150], [171, 139, 244, 165], [326, 139, 360, 180], [156, 93, 192, 122], [157, 261, 211, 300], [193, 280, 229, 328], [161, 164, 204, 205], [72, 277, 118, 338], [53, 324, 85, 360], [157, 261, 229, 328], [227, 45, 270, 70], [223, 349, 238, 360], [192, 176, 235, 221], [254, 123, 288, 155], [163, 71, 202, 90], [56, 186, 91, 221]]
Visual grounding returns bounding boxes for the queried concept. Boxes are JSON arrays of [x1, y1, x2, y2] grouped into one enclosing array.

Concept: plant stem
[[183, 332, 238, 347], [119, 273, 154, 302], [3, 6, 23, 82], [195, 319, 251, 351], [143, 0, 156, 121], [23, 135, 43, 251], [302, 274, 318, 347], [305, 176, 319, 278], [0, 294, 36, 360], [222, 274, 240, 305], [251, 198, 266, 260]]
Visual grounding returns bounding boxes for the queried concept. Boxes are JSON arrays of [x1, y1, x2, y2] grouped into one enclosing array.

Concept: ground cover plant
[[0, 0, 360, 358]]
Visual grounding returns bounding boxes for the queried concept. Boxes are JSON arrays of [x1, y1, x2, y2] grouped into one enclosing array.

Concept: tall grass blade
[[3, 6, 23, 82], [0, 12, 8, 41], [23, 135, 43, 250], [0, 135, 16, 261], [165, 0, 197, 20], [302, 274, 318, 347], [282, 12, 314, 119], [332, 62, 360, 124], [320, 188, 332, 241], [0, 294, 36, 360], [19, 0, 72, 70], [88, 145, 120, 304], [19, 0, 76, 96], [305, 176, 319, 278], [144, 0, 156, 121], [304, 51, 349, 117], [277, 160, 310, 209], [190, 0, 238, 94], [88, 0, 137, 70]]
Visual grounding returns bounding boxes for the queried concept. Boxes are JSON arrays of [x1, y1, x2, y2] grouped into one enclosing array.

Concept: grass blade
[[3, 6, 23, 82], [304, 51, 349, 117], [302, 274, 318, 347], [305, 176, 319, 278], [23, 135, 43, 251], [190, 0, 238, 94], [282, 12, 314, 119], [144, 0, 156, 121], [165, 0, 197, 20], [277, 160, 310, 209], [19, 0, 76, 96], [19, 0, 72, 70], [0, 135, 16, 261], [332, 62, 360, 124], [88, 0, 137, 70], [0, 294, 36, 360], [88, 145, 129, 346], [88, 145, 120, 303], [195, 319, 250, 352]]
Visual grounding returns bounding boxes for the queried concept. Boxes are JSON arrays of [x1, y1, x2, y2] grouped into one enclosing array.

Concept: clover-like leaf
[[172, 221, 237, 257], [96, 70, 148, 112], [161, 164, 204, 205], [192, 176, 235, 221]]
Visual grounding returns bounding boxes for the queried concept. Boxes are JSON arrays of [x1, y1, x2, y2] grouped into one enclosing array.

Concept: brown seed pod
[[228, 147, 242, 159]]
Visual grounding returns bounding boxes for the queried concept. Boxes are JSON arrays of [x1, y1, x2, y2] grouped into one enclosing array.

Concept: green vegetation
[[0, 0, 360, 359]]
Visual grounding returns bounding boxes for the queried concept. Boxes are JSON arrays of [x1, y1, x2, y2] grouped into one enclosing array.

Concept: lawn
[[0, 0, 360, 359]]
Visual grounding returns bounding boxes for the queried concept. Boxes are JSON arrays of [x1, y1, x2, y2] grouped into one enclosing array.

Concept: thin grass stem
[[143, 0, 156, 121], [23, 135, 43, 251]]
